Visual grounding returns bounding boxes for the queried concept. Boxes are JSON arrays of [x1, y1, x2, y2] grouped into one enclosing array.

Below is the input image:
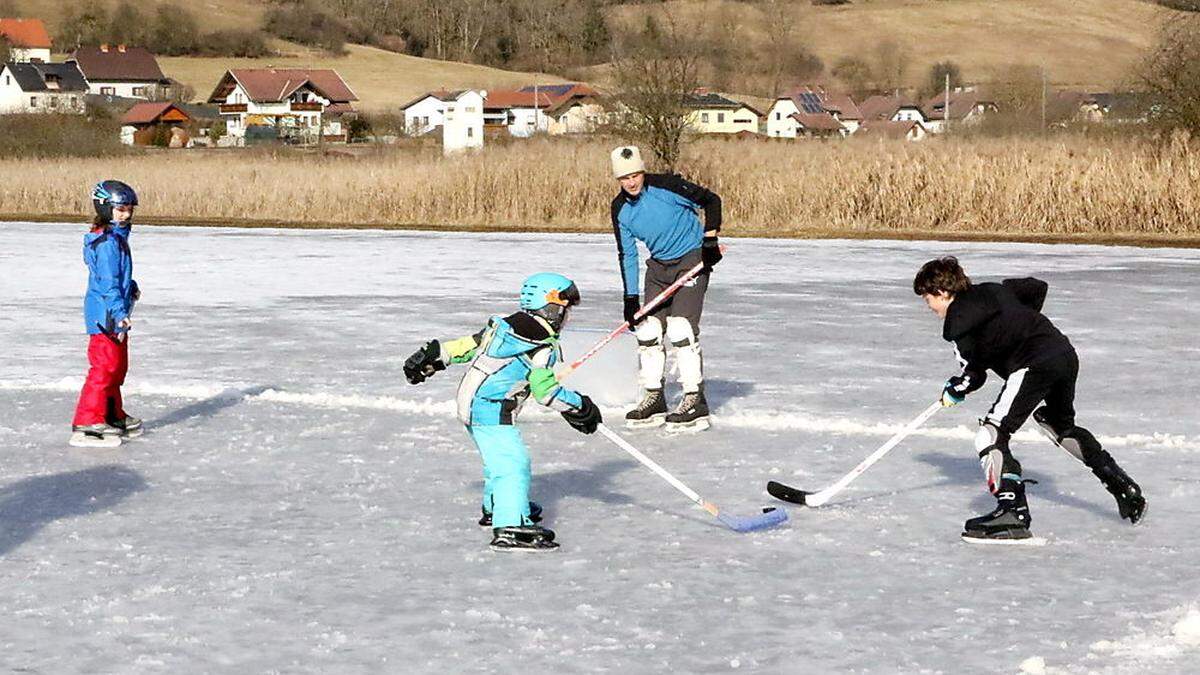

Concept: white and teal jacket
[[441, 311, 584, 427]]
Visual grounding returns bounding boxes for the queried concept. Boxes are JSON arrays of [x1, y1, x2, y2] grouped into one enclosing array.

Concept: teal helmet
[[519, 272, 581, 331]]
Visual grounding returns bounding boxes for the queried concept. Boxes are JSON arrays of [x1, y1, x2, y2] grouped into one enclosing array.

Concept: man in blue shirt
[[609, 146, 723, 432]]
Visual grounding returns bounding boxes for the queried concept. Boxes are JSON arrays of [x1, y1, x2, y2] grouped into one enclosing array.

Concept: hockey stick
[[767, 401, 942, 507], [559, 245, 726, 380], [597, 423, 788, 532]]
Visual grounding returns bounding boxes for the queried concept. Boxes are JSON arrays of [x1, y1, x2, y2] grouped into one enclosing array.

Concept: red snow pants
[[72, 333, 129, 426]]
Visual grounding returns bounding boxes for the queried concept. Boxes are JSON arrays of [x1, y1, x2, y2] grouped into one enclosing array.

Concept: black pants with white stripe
[[985, 349, 1079, 439]]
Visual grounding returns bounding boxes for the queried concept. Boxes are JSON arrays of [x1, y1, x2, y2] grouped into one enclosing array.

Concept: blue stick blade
[[716, 507, 789, 533]]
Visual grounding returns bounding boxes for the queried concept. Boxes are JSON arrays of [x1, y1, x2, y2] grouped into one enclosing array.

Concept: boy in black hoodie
[[914, 257, 1145, 543]]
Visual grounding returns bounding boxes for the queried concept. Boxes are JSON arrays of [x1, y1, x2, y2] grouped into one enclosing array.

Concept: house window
[[101, 86, 115, 96], [465, 106, 476, 113], [701, 113, 709, 123], [775, 112, 781, 120], [30, 96, 36, 107], [4, 75, 8, 85], [467, 127, 474, 138], [132, 87, 147, 97], [718, 113, 726, 123]]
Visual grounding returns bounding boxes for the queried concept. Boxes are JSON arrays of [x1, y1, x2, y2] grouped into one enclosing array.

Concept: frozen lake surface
[[1, 223, 1198, 673]]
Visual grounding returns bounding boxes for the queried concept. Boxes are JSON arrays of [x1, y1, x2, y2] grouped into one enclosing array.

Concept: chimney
[[118, 44, 126, 53], [100, 44, 109, 52], [693, 87, 709, 96]]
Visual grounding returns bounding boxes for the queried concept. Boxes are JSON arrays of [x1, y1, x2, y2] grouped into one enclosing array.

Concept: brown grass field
[[2, 136, 1197, 245]]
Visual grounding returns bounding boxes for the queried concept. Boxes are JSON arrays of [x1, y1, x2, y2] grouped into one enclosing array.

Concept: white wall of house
[[507, 107, 548, 137], [548, 102, 605, 135], [218, 82, 327, 140], [443, 90, 485, 155], [0, 67, 85, 114], [404, 96, 444, 136], [893, 107, 927, 124], [766, 98, 800, 138], [87, 81, 156, 100], [10, 47, 50, 63]]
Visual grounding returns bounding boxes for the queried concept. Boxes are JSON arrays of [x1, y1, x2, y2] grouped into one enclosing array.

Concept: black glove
[[701, 236, 722, 271], [561, 395, 602, 434], [404, 340, 445, 384], [623, 295, 642, 327]]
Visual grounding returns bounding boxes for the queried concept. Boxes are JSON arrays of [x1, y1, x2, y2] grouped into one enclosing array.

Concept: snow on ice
[[1, 223, 1198, 673]]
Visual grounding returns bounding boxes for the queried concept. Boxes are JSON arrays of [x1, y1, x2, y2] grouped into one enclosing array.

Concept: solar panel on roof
[[799, 92, 824, 114]]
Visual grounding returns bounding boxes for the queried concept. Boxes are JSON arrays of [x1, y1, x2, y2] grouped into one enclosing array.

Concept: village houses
[[0, 61, 87, 114], [206, 68, 358, 144], [684, 91, 761, 135], [68, 45, 172, 100], [441, 89, 485, 155], [0, 18, 51, 63]]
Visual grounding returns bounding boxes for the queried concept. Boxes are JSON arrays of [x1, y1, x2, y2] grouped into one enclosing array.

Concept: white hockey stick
[[767, 401, 942, 507]]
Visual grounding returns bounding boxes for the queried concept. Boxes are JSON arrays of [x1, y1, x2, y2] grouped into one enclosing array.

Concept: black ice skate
[[478, 501, 543, 527], [962, 479, 1035, 544], [664, 388, 710, 433], [625, 389, 667, 429], [68, 423, 123, 449], [1093, 462, 1147, 525], [109, 415, 143, 438], [489, 525, 559, 552]]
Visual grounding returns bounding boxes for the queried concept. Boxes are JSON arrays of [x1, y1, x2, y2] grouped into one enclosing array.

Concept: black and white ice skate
[[479, 501, 543, 527], [625, 389, 667, 429], [489, 525, 559, 552], [664, 389, 710, 433], [1094, 463, 1147, 525], [109, 415, 144, 439], [68, 424, 123, 449], [961, 505, 1045, 546]]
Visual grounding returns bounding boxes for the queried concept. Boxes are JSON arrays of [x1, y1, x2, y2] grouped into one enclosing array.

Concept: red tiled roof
[[790, 112, 845, 132], [121, 102, 188, 125], [922, 91, 995, 121], [219, 68, 358, 104], [484, 90, 553, 110], [0, 18, 51, 48], [70, 45, 166, 82]]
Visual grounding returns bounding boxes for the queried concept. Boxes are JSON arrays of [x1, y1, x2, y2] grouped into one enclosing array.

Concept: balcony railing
[[290, 102, 323, 112], [219, 103, 248, 114]]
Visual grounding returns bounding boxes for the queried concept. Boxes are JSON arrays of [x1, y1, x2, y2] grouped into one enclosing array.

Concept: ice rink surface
[[2, 223, 1198, 673]]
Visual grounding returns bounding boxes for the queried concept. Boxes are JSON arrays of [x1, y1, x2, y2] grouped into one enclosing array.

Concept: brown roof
[[858, 119, 924, 140], [121, 102, 189, 125], [484, 90, 552, 110], [210, 68, 358, 104], [857, 94, 922, 121], [545, 93, 602, 118], [922, 91, 995, 121], [790, 112, 845, 132], [821, 93, 861, 121], [70, 45, 166, 82], [0, 18, 51, 49]]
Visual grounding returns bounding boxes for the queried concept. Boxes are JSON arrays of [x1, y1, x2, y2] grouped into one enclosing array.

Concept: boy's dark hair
[[913, 257, 971, 296]]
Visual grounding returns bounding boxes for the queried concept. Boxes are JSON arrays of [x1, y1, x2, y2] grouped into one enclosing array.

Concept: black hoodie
[[942, 278, 1074, 394]]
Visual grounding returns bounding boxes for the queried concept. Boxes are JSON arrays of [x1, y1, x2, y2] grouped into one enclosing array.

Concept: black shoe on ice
[[490, 525, 559, 552], [665, 389, 710, 432], [625, 389, 667, 429], [108, 415, 143, 438], [479, 502, 543, 527]]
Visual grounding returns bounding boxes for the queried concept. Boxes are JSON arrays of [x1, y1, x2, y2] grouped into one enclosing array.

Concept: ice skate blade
[[961, 532, 1047, 547], [625, 414, 666, 430], [488, 544, 560, 553], [120, 428, 144, 439], [68, 432, 122, 449], [665, 417, 711, 434]]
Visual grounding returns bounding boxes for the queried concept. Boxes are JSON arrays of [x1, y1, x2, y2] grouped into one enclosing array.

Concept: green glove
[[529, 367, 560, 401]]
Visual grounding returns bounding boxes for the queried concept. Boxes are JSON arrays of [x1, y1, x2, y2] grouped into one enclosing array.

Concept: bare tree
[[873, 39, 908, 93], [1141, 13, 1200, 133], [759, 0, 794, 96], [612, 13, 702, 170]]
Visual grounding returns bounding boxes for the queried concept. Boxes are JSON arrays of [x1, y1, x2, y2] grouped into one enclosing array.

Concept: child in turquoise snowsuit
[[404, 273, 601, 551]]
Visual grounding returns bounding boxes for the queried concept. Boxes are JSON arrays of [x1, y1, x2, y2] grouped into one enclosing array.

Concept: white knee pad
[[665, 317, 703, 393], [974, 423, 999, 455], [975, 422, 1002, 493], [634, 317, 665, 391]]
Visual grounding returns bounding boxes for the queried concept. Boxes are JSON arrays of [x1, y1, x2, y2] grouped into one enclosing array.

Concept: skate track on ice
[[2, 224, 1199, 674]]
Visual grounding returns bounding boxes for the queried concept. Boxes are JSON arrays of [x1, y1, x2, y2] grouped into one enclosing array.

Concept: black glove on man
[[561, 395, 602, 434], [623, 295, 642, 327], [701, 236, 722, 271], [404, 340, 446, 384]]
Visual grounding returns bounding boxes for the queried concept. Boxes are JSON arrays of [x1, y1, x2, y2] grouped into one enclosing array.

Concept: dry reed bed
[[1, 136, 1197, 237]]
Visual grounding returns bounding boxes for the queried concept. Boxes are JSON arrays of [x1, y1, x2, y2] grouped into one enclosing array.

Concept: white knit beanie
[[610, 146, 646, 179]]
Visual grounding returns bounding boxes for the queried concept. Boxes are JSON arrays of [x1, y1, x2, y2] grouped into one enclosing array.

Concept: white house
[[401, 90, 454, 136], [0, 18, 51, 63], [483, 90, 552, 137], [206, 68, 358, 143], [767, 88, 859, 138], [0, 61, 88, 114], [922, 90, 997, 133], [68, 45, 170, 100], [443, 89, 485, 155]]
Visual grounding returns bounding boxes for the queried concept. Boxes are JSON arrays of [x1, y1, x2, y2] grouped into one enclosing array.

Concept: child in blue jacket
[[70, 180, 142, 448], [404, 273, 602, 552]]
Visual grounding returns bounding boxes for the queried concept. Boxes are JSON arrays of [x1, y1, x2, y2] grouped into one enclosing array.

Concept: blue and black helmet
[[520, 272, 581, 331], [92, 180, 139, 222]]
